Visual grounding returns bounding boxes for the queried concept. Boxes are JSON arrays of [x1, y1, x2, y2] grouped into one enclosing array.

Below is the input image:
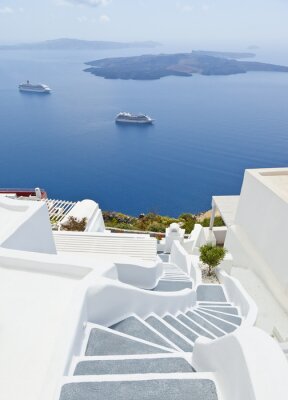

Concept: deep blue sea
[[1, 45, 288, 216]]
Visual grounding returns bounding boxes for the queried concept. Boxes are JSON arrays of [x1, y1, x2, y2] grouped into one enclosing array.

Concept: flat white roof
[[212, 195, 240, 226], [255, 168, 288, 203]]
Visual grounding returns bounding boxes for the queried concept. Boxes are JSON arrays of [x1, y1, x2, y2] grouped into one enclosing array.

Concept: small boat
[[115, 112, 154, 124], [19, 80, 51, 93]]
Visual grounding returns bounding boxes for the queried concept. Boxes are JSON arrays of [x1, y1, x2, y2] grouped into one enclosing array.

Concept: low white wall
[[86, 277, 197, 327], [193, 327, 288, 400], [116, 261, 163, 289], [190, 255, 202, 287], [169, 241, 202, 287], [217, 270, 258, 327], [169, 240, 190, 274], [85, 208, 105, 232]]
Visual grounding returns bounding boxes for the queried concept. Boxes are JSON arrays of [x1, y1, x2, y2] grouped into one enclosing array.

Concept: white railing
[[169, 241, 202, 286], [43, 198, 77, 224], [217, 269, 258, 326]]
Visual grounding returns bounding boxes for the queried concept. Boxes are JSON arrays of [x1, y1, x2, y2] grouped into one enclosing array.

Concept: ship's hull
[[115, 119, 153, 124], [19, 87, 51, 93]]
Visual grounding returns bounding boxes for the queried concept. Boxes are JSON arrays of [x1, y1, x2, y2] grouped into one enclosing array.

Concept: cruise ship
[[115, 112, 154, 124], [19, 80, 51, 93]]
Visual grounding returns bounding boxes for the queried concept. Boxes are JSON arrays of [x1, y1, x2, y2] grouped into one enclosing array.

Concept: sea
[[1, 44, 288, 216]]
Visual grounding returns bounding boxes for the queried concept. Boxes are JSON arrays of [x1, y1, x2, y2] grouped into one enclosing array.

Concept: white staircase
[[57, 284, 243, 400]]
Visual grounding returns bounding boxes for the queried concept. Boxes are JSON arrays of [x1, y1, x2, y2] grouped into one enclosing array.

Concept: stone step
[[59, 375, 218, 400], [198, 302, 232, 306], [158, 253, 170, 262], [196, 285, 227, 302], [163, 279, 192, 282], [163, 315, 199, 343], [176, 313, 215, 339], [185, 311, 225, 337], [198, 308, 242, 325], [73, 357, 194, 376], [199, 306, 239, 315], [153, 280, 192, 292], [162, 276, 190, 279], [195, 310, 237, 333], [85, 326, 173, 356], [109, 316, 177, 350], [145, 315, 193, 352]]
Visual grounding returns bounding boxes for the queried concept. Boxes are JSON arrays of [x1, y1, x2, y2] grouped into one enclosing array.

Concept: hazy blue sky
[[0, 0, 287, 46]]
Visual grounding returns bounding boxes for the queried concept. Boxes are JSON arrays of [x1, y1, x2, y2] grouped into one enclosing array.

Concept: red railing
[[0, 188, 47, 199]]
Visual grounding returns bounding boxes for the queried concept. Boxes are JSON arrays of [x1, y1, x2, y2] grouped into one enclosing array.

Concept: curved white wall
[[116, 260, 163, 289], [217, 270, 258, 326], [193, 327, 288, 400], [60, 199, 105, 232], [86, 277, 196, 327]]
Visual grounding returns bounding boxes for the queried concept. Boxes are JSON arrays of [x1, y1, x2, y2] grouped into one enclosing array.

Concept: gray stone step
[[74, 357, 194, 375], [153, 280, 192, 292], [196, 285, 227, 302], [85, 328, 170, 356], [158, 253, 170, 262], [162, 275, 191, 280], [60, 378, 218, 400], [185, 311, 225, 337], [198, 302, 232, 306], [163, 315, 198, 343], [199, 306, 239, 315], [161, 278, 192, 281], [145, 316, 193, 352], [195, 310, 237, 333], [198, 308, 242, 325], [110, 316, 175, 349], [177, 313, 214, 339]]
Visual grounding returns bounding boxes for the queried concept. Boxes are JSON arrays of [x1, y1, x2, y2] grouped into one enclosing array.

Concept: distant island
[[85, 50, 288, 80], [0, 38, 161, 51]]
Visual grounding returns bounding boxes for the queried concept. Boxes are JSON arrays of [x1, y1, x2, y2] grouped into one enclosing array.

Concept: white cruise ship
[[18, 80, 51, 93], [115, 112, 154, 124]]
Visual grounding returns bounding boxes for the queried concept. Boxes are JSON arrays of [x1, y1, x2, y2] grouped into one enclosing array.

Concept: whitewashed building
[[0, 172, 287, 400]]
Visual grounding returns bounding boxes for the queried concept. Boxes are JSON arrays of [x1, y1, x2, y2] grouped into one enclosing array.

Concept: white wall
[[61, 199, 105, 232], [116, 260, 163, 289], [86, 277, 197, 327], [213, 226, 227, 245], [0, 197, 56, 254], [225, 169, 288, 313], [217, 270, 258, 326], [193, 327, 288, 400]]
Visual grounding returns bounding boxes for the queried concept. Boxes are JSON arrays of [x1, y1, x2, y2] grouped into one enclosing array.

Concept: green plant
[[199, 244, 227, 276], [146, 221, 166, 232], [201, 216, 224, 227], [61, 216, 87, 232], [179, 213, 197, 233]]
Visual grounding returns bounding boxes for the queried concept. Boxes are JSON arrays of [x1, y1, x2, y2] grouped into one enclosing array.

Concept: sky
[[0, 0, 287, 47]]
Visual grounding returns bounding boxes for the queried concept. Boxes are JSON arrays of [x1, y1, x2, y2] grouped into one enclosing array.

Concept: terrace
[[0, 169, 287, 400]]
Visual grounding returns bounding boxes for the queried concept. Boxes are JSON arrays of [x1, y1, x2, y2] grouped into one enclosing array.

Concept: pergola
[[209, 195, 239, 230]]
